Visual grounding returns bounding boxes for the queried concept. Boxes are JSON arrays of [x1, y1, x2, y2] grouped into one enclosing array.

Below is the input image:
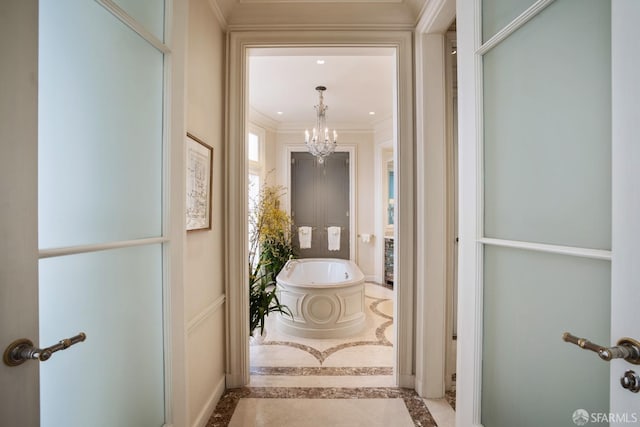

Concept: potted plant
[[248, 183, 294, 340]]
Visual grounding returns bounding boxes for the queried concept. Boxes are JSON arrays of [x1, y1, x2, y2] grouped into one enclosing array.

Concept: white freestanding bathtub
[[275, 258, 366, 339]]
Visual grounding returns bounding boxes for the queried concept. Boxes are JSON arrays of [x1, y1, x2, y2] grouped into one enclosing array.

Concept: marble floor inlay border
[[250, 366, 394, 376], [207, 387, 438, 427], [445, 387, 456, 410], [369, 297, 393, 321], [377, 281, 394, 291]]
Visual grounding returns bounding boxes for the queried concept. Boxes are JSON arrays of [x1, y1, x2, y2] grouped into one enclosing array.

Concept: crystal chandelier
[[304, 86, 337, 164]]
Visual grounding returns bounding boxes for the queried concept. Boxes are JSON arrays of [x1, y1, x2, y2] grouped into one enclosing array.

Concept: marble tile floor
[[207, 387, 437, 427], [250, 283, 394, 388], [207, 283, 455, 426]]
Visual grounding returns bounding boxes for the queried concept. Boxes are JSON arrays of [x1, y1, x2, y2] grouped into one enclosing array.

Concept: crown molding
[[227, 22, 416, 32], [207, 0, 229, 31], [239, 0, 402, 3], [248, 107, 280, 131], [373, 116, 393, 132], [276, 126, 375, 134], [277, 119, 386, 132], [207, 0, 427, 32], [250, 109, 391, 133], [415, 0, 455, 34]]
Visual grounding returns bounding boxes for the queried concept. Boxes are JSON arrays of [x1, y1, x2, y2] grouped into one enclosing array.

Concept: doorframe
[[455, 1, 482, 418], [414, 0, 456, 399], [283, 144, 357, 262], [610, 0, 640, 415], [225, 30, 415, 388], [165, 0, 188, 425], [0, 2, 39, 425]]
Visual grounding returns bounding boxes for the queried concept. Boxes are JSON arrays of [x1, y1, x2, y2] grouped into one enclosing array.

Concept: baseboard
[[398, 373, 415, 388], [225, 372, 246, 389], [423, 398, 456, 427], [365, 275, 377, 283], [414, 373, 446, 399], [414, 377, 426, 397], [192, 375, 226, 427]]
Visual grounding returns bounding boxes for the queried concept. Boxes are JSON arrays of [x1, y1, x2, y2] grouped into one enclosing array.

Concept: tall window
[[248, 131, 262, 208], [248, 130, 264, 266], [248, 132, 260, 164], [248, 130, 263, 200]]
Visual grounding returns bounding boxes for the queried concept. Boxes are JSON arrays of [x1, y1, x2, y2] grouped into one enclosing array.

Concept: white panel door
[[1, 1, 170, 425], [457, 0, 640, 426]]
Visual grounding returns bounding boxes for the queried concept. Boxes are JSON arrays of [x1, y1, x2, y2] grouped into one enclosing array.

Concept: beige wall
[[264, 127, 279, 184], [248, 119, 397, 282], [185, 0, 227, 425]]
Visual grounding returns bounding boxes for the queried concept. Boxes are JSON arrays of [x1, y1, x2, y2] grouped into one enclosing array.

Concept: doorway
[[245, 46, 398, 387], [225, 32, 415, 388]]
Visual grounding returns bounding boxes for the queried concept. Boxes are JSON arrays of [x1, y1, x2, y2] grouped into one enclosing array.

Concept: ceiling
[[249, 47, 396, 131]]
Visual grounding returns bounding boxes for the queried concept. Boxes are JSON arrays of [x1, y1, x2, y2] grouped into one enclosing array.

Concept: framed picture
[[186, 133, 213, 231]]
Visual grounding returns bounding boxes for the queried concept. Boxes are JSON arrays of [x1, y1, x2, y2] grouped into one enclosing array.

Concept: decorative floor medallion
[[251, 286, 394, 368]]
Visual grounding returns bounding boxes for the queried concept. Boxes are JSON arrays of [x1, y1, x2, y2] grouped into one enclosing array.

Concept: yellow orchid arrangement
[[248, 183, 294, 336]]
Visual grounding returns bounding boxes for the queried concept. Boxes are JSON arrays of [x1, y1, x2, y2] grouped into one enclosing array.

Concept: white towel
[[327, 226, 341, 251], [298, 226, 312, 249]]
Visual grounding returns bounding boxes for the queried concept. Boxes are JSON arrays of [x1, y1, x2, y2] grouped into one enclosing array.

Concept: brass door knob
[[3, 332, 86, 366], [562, 332, 640, 365]]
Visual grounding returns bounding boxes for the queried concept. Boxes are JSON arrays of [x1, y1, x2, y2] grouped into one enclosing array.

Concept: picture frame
[[186, 133, 213, 231]]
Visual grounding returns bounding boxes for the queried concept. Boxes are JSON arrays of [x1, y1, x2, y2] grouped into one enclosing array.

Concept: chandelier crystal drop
[[304, 86, 337, 164]]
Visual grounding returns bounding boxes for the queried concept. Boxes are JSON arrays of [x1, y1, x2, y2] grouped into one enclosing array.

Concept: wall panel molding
[[187, 294, 226, 335]]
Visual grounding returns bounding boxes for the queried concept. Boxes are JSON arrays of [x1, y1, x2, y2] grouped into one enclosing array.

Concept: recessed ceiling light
[[369, 111, 376, 115], [316, 59, 325, 65], [277, 111, 283, 115]]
